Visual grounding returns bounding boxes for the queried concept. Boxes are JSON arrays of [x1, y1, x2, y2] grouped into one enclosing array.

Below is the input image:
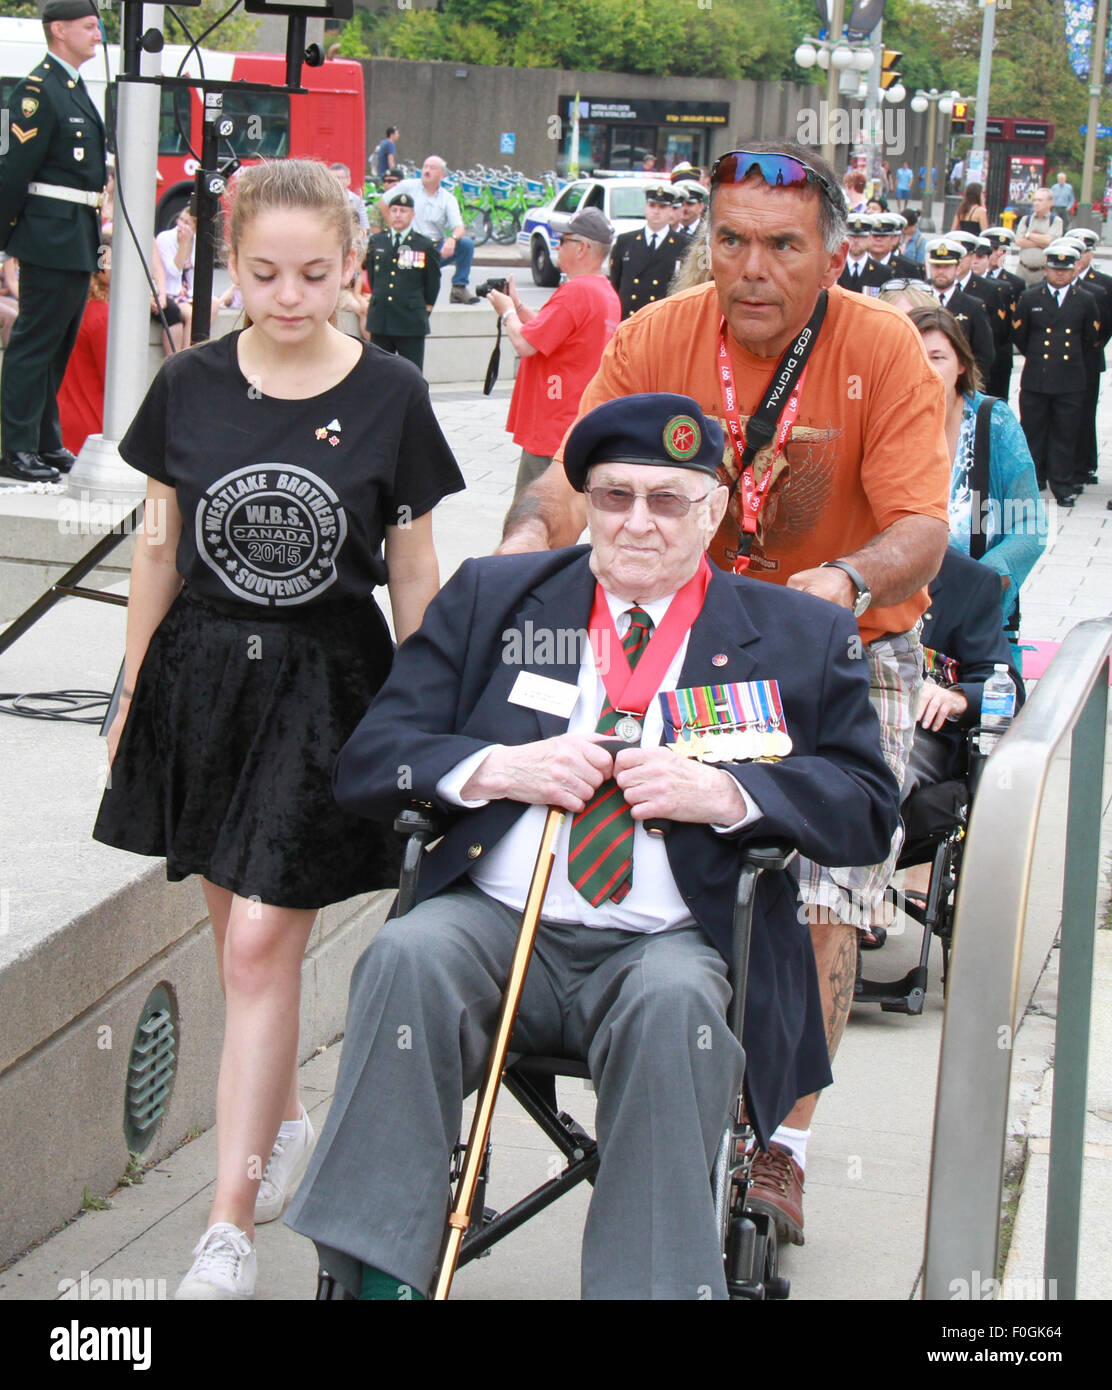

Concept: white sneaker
[[175, 1223, 256, 1300], [254, 1107, 317, 1224]]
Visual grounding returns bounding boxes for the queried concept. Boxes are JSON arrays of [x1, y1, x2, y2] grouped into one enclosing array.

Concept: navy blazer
[[921, 548, 1026, 727], [335, 548, 901, 1141]]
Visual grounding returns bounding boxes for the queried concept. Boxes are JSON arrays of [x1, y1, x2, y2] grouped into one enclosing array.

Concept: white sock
[[277, 1108, 306, 1140], [769, 1125, 810, 1171]]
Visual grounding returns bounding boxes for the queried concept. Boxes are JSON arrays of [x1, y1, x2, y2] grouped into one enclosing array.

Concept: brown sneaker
[[449, 284, 479, 304], [745, 1142, 805, 1246]]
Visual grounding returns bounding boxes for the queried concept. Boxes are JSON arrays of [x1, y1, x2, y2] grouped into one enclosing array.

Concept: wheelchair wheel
[[712, 1125, 790, 1299]]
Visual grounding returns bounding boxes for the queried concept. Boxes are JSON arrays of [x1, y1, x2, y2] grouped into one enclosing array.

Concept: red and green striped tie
[[568, 607, 653, 907]]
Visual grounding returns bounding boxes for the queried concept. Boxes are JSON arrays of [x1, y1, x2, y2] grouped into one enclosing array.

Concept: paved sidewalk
[[1, 360, 1110, 1308]]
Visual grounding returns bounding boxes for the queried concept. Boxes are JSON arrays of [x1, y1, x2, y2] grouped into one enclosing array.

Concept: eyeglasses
[[880, 278, 917, 292], [709, 150, 842, 211], [557, 234, 587, 247], [583, 484, 716, 518]]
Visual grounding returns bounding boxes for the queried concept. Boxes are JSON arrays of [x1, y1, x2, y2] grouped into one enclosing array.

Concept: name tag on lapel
[[508, 670, 580, 719]]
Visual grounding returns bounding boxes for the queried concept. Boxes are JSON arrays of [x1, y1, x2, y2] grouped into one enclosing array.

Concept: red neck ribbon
[[588, 556, 712, 716]]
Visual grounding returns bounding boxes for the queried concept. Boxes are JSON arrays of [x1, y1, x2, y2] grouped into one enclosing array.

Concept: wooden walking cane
[[431, 803, 566, 1299]]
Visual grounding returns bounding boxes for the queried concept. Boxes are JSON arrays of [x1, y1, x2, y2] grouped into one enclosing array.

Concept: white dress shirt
[[436, 585, 762, 932]]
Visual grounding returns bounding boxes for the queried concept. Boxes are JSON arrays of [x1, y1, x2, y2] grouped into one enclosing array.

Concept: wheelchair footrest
[[855, 964, 928, 1015]]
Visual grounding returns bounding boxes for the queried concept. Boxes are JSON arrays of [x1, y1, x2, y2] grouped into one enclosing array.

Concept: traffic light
[[880, 49, 903, 90], [953, 101, 968, 121]]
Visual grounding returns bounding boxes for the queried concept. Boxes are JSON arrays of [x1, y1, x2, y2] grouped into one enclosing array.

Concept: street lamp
[[910, 89, 973, 203], [794, 30, 884, 166]]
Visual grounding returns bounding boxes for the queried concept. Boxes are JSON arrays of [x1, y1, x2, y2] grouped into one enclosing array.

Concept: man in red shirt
[[486, 208, 620, 505]]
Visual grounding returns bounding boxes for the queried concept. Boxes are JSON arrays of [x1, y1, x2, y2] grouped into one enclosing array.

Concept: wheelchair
[[317, 805, 796, 1301], [855, 729, 991, 1016]]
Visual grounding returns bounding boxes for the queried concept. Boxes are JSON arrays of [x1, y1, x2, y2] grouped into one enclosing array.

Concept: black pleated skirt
[[93, 586, 401, 909]]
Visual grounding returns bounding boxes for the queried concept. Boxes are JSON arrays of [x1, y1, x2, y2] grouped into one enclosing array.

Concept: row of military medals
[[658, 680, 793, 763]]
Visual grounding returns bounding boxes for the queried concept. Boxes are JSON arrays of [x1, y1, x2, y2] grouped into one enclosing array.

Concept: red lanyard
[[717, 318, 809, 572], [716, 291, 827, 572], [588, 557, 711, 717]]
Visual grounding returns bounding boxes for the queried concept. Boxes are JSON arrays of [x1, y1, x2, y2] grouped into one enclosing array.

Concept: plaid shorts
[[796, 625, 923, 927]]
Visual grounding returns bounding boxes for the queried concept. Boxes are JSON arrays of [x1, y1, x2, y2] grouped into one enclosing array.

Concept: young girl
[[93, 159, 464, 1299]]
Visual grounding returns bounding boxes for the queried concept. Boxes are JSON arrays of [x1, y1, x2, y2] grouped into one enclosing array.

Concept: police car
[[517, 175, 665, 286]]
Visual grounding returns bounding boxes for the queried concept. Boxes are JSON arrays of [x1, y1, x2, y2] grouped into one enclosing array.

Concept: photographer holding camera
[[485, 208, 621, 504]]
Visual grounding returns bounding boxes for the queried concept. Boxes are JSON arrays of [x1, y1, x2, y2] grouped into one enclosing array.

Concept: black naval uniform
[[608, 225, 684, 319], [837, 255, 889, 294], [936, 284, 996, 384], [984, 264, 1025, 401], [1012, 280, 1101, 503], [0, 52, 106, 474], [873, 251, 923, 281], [365, 229, 441, 372], [1074, 264, 1112, 484], [963, 271, 1013, 392]]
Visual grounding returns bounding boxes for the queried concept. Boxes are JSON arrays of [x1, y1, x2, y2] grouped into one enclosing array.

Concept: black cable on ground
[[0, 691, 111, 724]]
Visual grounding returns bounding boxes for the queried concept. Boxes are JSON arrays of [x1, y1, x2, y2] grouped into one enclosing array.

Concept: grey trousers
[[286, 885, 744, 1299]]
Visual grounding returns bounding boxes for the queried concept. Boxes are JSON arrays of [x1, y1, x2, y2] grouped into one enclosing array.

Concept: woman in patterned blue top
[[908, 304, 1046, 628]]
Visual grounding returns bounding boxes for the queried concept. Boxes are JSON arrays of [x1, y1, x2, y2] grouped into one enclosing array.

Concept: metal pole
[[69, 1, 161, 495], [928, 95, 945, 226], [969, 0, 995, 188], [1082, 0, 1110, 206], [188, 90, 224, 344], [865, 19, 882, 185], [1044, 666, 1108, 1298], [925, 96, 937, 203], [822, 0, 846, 169]]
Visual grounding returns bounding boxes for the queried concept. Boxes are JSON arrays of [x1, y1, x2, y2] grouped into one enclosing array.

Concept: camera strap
[[483, 316, 502, 396], [717, 291, 828, 573]]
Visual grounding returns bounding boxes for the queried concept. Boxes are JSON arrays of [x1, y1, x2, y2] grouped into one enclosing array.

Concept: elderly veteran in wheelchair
[[286, 393, 900, 1300]]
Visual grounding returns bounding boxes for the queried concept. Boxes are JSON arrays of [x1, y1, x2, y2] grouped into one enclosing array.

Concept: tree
[[383, 0, 814, 79]]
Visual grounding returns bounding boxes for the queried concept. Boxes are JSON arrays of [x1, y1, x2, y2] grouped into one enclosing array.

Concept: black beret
[[43, 0, 99, 20], [386, 192, 414, 208], [564, 394, 725, 491]]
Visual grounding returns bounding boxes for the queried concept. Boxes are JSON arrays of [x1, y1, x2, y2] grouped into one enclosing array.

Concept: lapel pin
[[712, 653, 728, 667]]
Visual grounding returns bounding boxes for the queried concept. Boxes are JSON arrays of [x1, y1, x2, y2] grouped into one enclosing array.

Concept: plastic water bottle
[[977, 664, 1016, 755]]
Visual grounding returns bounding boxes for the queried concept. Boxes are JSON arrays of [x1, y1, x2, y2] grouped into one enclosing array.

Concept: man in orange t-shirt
[[499, 141, 950, 1247]]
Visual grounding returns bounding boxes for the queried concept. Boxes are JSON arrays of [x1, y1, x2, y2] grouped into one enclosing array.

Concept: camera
[[475, 278, 509, 298]]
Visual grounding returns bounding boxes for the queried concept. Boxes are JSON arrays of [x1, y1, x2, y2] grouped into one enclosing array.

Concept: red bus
[[151, 49, 366, 231], [0, 18, 365, 232]]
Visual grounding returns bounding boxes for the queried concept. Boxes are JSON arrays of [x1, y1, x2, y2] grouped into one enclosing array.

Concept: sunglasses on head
[[710, 151, 841, 210], [880, 278, 917, 292]]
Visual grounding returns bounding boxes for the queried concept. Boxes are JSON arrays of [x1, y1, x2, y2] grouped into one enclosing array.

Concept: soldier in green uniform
[[0, 0, 106, 483], [365, 192, 440, 373]]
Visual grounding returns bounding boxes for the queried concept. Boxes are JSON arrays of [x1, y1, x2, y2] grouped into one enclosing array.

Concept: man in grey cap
[[485, 208, 621, 503], [0, 0, 106, 482]]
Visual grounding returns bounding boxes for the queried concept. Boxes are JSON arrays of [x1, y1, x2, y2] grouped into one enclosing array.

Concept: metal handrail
[[923, 616, 1112, 1299]]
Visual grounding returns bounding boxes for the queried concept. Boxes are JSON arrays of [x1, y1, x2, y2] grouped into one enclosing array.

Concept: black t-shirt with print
[[120, 333, 464, 608]]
